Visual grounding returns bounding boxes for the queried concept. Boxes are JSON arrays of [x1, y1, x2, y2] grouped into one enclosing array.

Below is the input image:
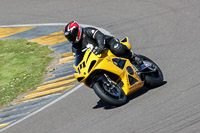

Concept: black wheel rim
[[102, 83, 124, 100]]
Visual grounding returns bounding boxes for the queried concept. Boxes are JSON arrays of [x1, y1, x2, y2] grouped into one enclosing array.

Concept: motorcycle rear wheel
[[93, 82, 128, 106], [138, 55, 164, 88]]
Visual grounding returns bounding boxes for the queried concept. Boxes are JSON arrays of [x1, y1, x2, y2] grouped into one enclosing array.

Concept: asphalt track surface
[[1, 0, 200, 133]]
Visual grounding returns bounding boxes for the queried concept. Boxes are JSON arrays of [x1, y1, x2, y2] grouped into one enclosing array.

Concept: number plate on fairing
[[140, 61, 152, 70]]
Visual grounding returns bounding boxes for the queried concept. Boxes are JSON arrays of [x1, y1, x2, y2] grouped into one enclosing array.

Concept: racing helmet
[[64, 21, 82, 43]]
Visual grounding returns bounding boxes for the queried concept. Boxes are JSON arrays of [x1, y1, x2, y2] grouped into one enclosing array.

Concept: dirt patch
[[43, 52, 60, 79]]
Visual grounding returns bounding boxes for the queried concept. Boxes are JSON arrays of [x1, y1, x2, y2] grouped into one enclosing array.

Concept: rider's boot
[[129, 50, 143, 67], [133, 54, 143, 67]]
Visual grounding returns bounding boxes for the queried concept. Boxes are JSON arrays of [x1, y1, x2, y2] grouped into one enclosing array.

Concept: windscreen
[[74, 50, 86, 66]]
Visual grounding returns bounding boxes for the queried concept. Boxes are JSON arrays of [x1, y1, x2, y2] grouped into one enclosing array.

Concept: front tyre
[[93, 82, 128, 106]]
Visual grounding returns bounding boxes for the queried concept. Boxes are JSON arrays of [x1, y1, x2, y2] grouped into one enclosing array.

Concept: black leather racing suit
[[72, 27, 133, 59]]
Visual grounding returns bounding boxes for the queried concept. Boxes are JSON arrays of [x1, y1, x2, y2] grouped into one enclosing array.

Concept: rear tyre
[[93, 82, 128, 106], [138, 55, 164, 88]]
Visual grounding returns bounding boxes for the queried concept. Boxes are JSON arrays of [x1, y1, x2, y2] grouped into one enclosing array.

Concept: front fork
[[90, 73, 115, 89], [104, 74, 118, 90]]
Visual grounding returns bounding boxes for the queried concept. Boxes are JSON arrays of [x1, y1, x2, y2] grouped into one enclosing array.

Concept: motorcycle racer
[[64, 21, 142, 66]]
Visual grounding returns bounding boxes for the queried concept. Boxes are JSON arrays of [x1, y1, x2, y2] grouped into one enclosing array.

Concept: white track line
[[0, 23, 66, 27], [0, 83, 84, 132], [0, 23, 112, 36], [0, 23, 111, 132]]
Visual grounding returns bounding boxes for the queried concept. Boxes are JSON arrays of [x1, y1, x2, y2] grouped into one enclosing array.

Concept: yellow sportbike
[[74, 37, 163, 106]]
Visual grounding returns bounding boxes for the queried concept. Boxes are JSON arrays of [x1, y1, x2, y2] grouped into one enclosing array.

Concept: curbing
[[0, 23, 111, 130], [0, 24, 78, 129]]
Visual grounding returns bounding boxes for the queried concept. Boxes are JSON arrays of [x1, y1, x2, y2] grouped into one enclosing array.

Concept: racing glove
[[92, 46, 104, 55]]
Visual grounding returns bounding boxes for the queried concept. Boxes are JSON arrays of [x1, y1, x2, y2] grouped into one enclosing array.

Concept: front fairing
[[73, 48, 99, 82]]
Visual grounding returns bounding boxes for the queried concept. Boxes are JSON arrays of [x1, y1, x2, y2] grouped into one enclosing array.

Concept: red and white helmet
[[64, 21, 82, 43]]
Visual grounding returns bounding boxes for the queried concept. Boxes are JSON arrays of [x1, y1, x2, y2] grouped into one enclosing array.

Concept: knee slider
[[112, 43, 128, 56]]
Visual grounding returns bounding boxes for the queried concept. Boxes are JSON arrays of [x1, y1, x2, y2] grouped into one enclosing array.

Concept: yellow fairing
[[120, 37, 132, 49], [74, 37, 144, 96]]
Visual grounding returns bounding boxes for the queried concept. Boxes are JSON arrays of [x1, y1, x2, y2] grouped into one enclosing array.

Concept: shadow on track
[[93, 100, 116, 109], [93, 81, 167, 110]]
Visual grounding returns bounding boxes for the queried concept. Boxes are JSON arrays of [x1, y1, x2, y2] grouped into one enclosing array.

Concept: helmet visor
[[65, 32, 76, 43]]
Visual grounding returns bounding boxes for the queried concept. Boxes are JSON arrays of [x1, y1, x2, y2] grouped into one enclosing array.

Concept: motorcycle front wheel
[[93, 82, 127, 106]]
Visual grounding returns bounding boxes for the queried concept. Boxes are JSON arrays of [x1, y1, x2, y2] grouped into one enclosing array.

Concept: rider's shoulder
[[83, 27, 98, 32], [83, 27, 99, 37]]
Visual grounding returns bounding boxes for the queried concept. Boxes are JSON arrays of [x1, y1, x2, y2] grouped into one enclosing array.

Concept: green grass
[[0, 39, 54, 105]]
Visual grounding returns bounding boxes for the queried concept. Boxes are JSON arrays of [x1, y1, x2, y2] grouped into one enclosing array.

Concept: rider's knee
[[108, 37, 132, 58]]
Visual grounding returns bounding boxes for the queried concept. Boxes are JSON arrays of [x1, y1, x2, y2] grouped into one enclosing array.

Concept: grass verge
[[0, 39, 54, 106]]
